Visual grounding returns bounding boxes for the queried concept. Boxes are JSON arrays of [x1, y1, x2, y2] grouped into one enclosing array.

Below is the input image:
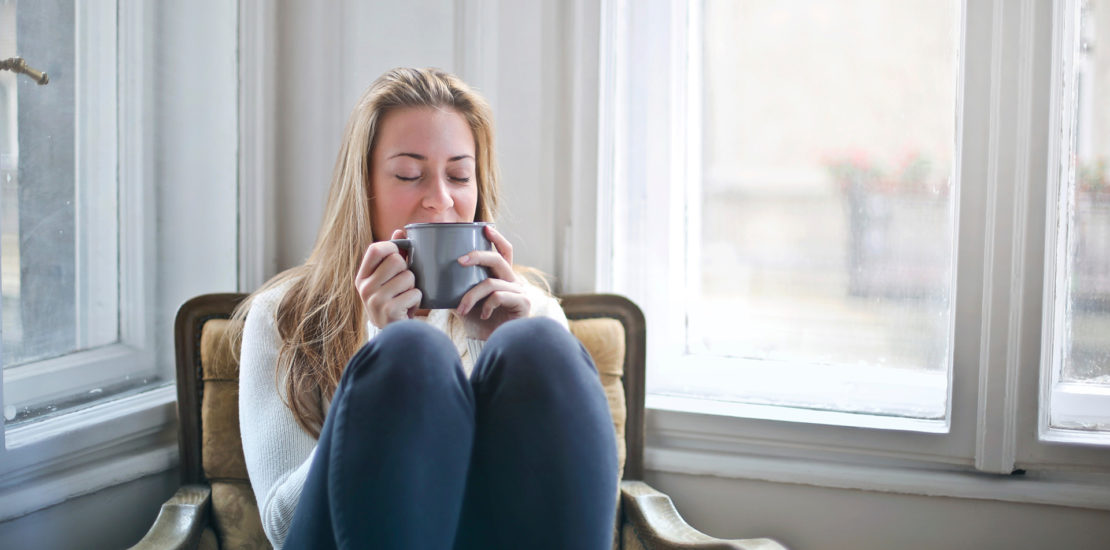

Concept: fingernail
[[458, 254, 470, 265]]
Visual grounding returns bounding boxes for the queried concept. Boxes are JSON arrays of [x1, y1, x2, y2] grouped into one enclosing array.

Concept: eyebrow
[[388, 152, 475, 162]]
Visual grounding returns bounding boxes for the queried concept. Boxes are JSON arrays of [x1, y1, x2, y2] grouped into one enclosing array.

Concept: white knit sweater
[[238, 280, 568, 548]]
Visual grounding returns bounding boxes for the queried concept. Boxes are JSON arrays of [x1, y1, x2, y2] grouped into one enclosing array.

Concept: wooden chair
[[130, 293, 786, 549]]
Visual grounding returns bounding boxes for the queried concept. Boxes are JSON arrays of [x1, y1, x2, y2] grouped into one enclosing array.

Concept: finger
[[362, 252, 410, 294], [378, 268, 417, 300], [369, 283, 421, 326], [480, 290, 530, 320], [394, 287, 422, 319], [363, 264, 414, 305], [457, 278, 521, 316], [484, 225, 514, 265], [358, 257, 412, 317], [356, 240, 402, 282], [458, 250, 516, 281]]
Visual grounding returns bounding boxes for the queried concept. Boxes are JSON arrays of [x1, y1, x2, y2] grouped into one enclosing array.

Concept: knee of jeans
[[484, 317, 593, 381], [349, 320, 459, 383]]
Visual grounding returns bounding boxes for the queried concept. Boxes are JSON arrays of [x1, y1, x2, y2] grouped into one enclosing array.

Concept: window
[[1, 0, 138, 426], [0, 1, 239, 521], [603, 0, 1110, 478]]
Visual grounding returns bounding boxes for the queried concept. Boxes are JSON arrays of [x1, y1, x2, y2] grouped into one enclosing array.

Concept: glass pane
[[1, 0, 120, 375], [1064, 0, 1110, 387], [1, 0, 82, 368], [693, 1, 958, 411]]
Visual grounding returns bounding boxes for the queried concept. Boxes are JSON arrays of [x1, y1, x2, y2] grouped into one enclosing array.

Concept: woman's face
[[369, 106, 479, 241]]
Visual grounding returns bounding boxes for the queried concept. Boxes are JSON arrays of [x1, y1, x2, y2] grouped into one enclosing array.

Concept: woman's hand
[[355, 229, 422, 329], [456, 225, 531, 340]]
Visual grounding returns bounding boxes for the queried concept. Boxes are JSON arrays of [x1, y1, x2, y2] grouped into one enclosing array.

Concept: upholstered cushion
[[568, 317, 628, 480], [210, 481, 271, 549], [201, 318, 240, 379], [201, 319, 249, 482], [197, 527, 219, 550]]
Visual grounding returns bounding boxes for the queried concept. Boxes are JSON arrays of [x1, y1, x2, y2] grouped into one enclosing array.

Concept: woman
[[234, 67, 618, 550]]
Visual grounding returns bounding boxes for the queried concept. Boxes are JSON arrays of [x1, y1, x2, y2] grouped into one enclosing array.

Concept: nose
[[421, 176, 454, 213]]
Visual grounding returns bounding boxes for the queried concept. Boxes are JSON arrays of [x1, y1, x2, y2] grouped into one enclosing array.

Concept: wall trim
[[558, 0, 603, 293], [647, 445, 1110, 512], [454, 0, 499, 110], [238, 0, 277, 292], [0, 386, 178, 521]]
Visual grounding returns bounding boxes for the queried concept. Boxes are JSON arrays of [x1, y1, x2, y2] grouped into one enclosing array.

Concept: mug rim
[[403, 221, 493, 229]]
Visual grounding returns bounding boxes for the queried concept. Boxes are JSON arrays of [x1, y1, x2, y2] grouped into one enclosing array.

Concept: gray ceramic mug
[[390, 222, 493, 309]]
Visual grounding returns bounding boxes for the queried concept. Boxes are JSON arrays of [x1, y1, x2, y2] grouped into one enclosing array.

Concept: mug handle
[[390, 238, 413, 262]]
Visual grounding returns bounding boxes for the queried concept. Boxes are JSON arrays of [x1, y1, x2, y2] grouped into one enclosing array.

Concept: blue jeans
[[283, 317, 619, 550]]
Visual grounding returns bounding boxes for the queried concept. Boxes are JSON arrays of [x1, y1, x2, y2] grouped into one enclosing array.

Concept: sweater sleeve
[[239, 285, 318, 549]]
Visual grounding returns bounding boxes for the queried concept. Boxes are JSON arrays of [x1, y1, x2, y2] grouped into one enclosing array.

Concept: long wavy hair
[[231, 68, 500, 438]]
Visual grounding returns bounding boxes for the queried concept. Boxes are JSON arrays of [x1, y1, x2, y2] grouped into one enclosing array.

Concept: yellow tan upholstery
[[210, 482, 270, 549], [624, 522, 647, 550], [569, 317, 628, 480], [194, 316, 628, 549], [197, 528, 218, 550], [200, 319, 249, 481]]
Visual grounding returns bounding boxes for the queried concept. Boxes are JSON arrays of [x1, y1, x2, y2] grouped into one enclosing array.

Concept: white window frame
[[582, 0, 1110, 511]]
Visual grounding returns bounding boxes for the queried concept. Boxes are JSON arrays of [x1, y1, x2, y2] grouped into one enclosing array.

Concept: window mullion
[[117, 0, 155, 351], [973, 0, 1040, 474], [74, 0, 119, 351]]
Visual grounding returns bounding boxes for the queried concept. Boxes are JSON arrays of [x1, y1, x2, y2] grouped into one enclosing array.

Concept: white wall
[[0, 471, 178, 550], [272, 0, 562, 279]]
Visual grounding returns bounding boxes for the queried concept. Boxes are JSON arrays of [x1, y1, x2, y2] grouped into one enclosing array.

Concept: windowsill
[[645, 403, 1110, 512], [651, 355, 949, 423], [0, 384, 178, 521], [648, 394, 949, 434]]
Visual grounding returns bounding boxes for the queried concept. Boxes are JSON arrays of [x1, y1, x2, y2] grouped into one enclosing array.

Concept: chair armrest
[[620, 481, 789, 550], [128, 485, 212, 550]]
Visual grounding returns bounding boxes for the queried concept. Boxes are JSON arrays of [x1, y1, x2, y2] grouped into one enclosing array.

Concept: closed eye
[[449, 176, 471, 183], [395, 175, 420, 182]]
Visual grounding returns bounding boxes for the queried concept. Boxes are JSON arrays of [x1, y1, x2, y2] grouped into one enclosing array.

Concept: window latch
[[0, 57, 50, 85]]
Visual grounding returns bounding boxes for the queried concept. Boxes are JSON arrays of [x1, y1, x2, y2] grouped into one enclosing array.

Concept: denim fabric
[[283, 317, 618, 550]]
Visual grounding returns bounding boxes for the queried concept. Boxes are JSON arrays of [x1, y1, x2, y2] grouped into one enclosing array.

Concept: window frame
[[588, 0, 1110, 508]]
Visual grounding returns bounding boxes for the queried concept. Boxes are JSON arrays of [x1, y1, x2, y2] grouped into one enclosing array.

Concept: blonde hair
[[231, 68, 500, 438]]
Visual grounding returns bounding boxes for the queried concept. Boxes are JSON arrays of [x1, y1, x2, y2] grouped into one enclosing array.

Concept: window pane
[[1050, 0, 1110, 436], [692, 0, 958, 416], [1065, 0, 1110, 387], [1, 0, 118, 370]]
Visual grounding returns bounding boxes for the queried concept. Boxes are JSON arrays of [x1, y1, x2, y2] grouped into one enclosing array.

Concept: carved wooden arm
[[621, 481, 789, 550], [128, 485, 211, 550]]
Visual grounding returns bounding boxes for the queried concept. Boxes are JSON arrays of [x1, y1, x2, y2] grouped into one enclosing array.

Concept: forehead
[[373, 106, 475, 157]]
